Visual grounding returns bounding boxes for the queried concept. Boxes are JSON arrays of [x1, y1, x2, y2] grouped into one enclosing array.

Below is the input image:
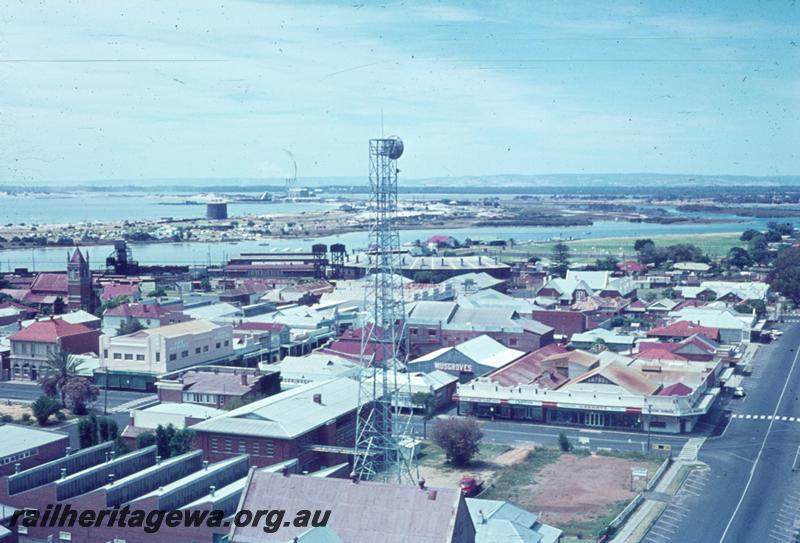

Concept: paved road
[[0, 381, 152, 409], [642, 321, 800, 543], [412, 414, 689, 454]]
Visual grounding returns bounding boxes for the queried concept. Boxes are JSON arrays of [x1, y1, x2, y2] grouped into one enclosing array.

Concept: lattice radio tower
[[353, 136, 417, 484]]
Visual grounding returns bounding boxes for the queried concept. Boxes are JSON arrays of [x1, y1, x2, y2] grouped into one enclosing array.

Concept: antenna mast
[[353, 135, 416, 483]]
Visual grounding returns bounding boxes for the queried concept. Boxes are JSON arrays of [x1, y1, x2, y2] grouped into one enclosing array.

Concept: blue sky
[[1, 1, 798, 184]]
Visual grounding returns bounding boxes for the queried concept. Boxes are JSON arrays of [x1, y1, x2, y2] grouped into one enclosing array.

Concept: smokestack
[[417, 478, 426, 490], [282, 465, 290, 477], [60, 468, 67, 479], [203, 460, 209, 470], [108, 473, 115, 485], [209, 485, 216, 496]]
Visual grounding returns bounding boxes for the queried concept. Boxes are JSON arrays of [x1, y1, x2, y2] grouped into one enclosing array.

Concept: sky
[[0, 0, 798, 185]]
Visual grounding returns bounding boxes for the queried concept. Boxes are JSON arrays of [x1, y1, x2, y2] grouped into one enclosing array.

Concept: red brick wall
[[0, 435, 69, 477], [60, 330, 102, 356]]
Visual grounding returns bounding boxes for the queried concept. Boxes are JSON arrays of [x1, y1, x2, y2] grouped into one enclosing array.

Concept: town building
[[406, 301, 553, 358], [191, 377, 362, 471], [8, 317, 101, 381], [155, 365, 280, 408], [0, 424, 69, 477], [102, 302, 191, 334], [456, 349, 720, 434], [407, 335, 524, 381], [100, 320, 234, 376], [67, 248, 97, 313], [342, 254, 511, 281], [466, 498, 562, 543], [230, 471, 476, 543]]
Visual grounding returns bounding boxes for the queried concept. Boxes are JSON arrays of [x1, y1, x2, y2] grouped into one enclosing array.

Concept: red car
[[459, 475, 484, 497]]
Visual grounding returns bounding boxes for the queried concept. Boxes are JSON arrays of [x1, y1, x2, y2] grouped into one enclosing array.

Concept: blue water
[[1, 217, 795, 272], [0, 193, 339, 225]]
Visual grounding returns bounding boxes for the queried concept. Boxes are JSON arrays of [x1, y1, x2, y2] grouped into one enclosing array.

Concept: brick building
[[8, 318, 101, 381], [191, 377, 362, 472]]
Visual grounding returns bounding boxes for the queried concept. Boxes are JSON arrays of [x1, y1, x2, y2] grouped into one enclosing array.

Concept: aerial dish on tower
[[380, 136, 404, 159]]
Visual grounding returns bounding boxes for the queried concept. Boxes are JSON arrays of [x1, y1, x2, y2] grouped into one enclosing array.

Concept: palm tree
[[40, 350, 84, 405]]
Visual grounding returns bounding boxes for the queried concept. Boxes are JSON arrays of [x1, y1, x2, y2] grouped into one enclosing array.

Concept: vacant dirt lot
[[525, 453, 655, 526], [416, 442, 529, 490]]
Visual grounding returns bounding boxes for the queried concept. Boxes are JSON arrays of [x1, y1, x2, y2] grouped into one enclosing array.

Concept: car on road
[[772, 329, 784, 337], [742, 364, 753, 376], [733, 386, 747, 398]]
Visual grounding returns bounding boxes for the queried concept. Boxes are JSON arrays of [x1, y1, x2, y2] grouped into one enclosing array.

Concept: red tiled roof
[[658, 382, 693, 396], [101, 283, 139, 301], [636, 347, 687, 361], [30, 273, 68, 294], [427, 235, 452, 243], [618, 261, 646, 273], [647, 320, 720, 340], [9, 318, 94, 343]]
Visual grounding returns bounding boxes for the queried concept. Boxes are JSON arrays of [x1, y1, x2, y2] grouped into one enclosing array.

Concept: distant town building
[[155, 365, 280, 408], [0, 424, 69, 476], [8, 317, 101, 381], [100, 319, 234, 376]]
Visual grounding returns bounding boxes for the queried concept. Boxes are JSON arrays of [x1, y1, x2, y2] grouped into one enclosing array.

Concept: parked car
[[733, 386, 746, 398], [459, 475, 484, 497]]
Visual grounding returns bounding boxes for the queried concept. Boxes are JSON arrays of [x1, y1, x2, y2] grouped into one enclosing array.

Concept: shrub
[[32, 395, 61, 425], [558, 431, 573, 452]]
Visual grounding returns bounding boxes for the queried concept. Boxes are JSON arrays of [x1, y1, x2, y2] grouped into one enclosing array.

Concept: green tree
[[155, 424, 177, 459], [52, 297, 66, 315], [168, 428, 195, 457], [116, 319, 145, 336], [594, 256, 619, 271], [769, 247, 800, 303], [634, 238, 654, 252], [137, 431, 157, 449], [62, 378, 99, 415], [551, 242, 571, 278], [431, 417, 483, 467], [98, 417, 110, 442], [740, 229, 760, 242], [749, 234, 770, 264], [31, 395, 61, 426], [727, 247, 752, 269], [94, 295, 130, 317], [200, 278, 212, 292], [39, 350, 84, 405], [77, 415, 99, 448]]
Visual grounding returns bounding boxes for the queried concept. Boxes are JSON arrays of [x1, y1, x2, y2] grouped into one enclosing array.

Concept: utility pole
[[646, 404, 652, 455]]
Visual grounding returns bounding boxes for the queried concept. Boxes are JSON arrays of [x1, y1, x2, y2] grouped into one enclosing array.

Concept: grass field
[[494, 231, 744, 262]]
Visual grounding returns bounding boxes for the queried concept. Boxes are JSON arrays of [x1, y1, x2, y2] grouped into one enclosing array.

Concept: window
[[211, 438, 219, 453], [428, 329, 437, 336], [181, 350, 189, 358], [103, 350, 108, 358], [136, 354, 145, 361], [203, 345, 209, 352], [224, 439, 233, 453], [113, 353, 122, 360], [410, 328, 418, 335], [195, 347, 201, 354], [124, 353, 133, 360], [155, 352, 161, 362], [239, 440, 246, 453], [216, 342, 221, 349], [252, 441, 260, 456], [509, 338, 518, 346], [264, 440, 274, 457], [169, 353, 177, 361], [224, 340, 230, 347]]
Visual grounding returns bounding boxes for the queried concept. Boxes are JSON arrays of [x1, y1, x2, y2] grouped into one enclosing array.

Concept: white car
[[772, 329, 784, 337], [733, 387, 746, 398]]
